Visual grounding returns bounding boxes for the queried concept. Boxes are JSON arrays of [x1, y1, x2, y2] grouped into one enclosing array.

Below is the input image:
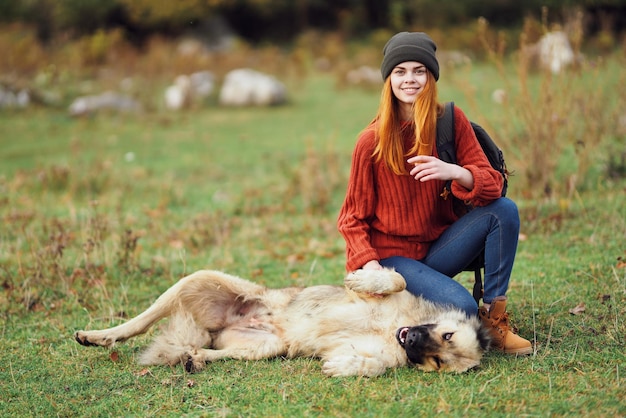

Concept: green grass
[[0, 65, 625, 417]]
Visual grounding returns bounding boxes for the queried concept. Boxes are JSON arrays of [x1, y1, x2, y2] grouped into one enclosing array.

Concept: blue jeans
[[380, 197, 520, 316]]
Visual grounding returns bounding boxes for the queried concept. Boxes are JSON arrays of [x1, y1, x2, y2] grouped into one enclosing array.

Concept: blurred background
[[1, 0, 624, 199], [1, 0, 623, 91]]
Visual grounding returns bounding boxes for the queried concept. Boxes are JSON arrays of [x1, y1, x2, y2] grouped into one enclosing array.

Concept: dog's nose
[[406, 325, 433, 346]]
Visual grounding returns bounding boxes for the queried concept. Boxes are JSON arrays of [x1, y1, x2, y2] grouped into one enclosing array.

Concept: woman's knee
[[496, 197, 519, 219], [487, 197, 520, 232], [381, 257, 478, 316]]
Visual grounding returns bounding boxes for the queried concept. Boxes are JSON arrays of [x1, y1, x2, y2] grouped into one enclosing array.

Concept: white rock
[[219, 68, 287, 107], [68, 91, 141, 116]]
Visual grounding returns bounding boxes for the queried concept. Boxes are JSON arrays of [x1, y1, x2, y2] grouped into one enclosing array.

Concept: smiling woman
[[337, 31, 533, 355]]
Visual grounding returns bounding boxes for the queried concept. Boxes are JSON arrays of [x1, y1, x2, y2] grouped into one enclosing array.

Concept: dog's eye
[[443, 332, 454, 341]]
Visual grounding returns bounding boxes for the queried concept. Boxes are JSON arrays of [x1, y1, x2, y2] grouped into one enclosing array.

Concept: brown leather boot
[[479, 296, 533, 355]]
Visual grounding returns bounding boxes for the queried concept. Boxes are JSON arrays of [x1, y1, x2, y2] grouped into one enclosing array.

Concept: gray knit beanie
[[381, 32, 440, 81]]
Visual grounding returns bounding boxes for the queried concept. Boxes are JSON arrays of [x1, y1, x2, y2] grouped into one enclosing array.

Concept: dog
[[74, 268, 490, 377]]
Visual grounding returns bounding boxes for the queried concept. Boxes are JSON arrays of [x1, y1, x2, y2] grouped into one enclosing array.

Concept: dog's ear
[[477, 323, 492, 352]]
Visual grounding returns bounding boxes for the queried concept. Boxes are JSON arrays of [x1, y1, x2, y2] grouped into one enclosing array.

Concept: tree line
[[0, 0, 623, 44]]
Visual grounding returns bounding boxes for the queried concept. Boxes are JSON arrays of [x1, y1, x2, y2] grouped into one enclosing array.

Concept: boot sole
[[504, 346, 533, 355]]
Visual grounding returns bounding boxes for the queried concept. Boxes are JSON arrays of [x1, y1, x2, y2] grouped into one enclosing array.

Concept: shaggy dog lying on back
[[75, 268, 490, 377]]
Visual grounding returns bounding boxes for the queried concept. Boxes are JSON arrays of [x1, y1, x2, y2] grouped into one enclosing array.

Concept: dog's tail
[[138, 310, 212, 369]]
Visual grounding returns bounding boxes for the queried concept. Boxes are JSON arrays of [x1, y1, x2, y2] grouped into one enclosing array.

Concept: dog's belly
[[212, 314, 282, 350]]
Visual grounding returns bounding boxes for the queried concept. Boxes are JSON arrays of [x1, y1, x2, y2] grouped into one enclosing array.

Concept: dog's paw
[[344, 268, 406, 295], [74, 330, 117, 347], [183, 352, 206, 373], [322, 355, 387, 377]]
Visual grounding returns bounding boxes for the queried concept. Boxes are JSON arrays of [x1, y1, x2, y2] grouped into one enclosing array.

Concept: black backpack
[[435, 101, 509, 303], [436, 101, 508, 201]]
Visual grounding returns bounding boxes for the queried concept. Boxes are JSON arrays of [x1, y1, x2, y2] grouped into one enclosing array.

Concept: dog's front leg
[[322, 354, 389, 377], [320, 336, 401, 377], [344, 268, 406, 297]]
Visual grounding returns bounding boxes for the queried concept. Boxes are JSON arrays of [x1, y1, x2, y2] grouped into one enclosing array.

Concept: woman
[[337, 32, 532, 355]]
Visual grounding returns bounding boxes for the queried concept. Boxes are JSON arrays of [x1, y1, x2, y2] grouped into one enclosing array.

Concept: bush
[[0, 23, 47, 76]]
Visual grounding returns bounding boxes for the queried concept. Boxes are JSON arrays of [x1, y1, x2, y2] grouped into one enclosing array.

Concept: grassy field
[[0, 63, 625, 417]]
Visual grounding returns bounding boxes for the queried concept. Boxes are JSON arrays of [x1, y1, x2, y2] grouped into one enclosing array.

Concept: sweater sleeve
[[337, 129, 380, 271], [449, 106, 504, 206]]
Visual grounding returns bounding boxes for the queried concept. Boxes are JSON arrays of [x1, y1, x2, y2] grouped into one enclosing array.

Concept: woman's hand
[[362, 260, 384, 270], [407, 155, 474, 190]]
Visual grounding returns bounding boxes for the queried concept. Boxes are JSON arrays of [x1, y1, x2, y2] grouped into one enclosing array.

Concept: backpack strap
[[436, 102, 456, 199], [436, 102, 456, 164], [436, 101, 484, 303]]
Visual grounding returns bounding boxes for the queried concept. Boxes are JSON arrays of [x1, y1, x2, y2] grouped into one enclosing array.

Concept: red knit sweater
[[337, 106, 504, 271]]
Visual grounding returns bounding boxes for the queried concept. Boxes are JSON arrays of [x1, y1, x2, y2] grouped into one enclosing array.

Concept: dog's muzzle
[[396, 324, 435, 348], [396, 327, 410, 347]]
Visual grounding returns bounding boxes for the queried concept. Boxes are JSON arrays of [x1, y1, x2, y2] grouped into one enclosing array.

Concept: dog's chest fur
[[273, 285, 414, 360]]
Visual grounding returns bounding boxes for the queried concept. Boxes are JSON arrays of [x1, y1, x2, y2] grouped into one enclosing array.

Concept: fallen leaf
[[135, 368, 151, 377], [569, 302, 585, 315]]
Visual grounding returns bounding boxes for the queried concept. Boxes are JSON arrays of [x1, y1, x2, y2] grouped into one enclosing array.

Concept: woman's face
[[389, 61, 429, 119]]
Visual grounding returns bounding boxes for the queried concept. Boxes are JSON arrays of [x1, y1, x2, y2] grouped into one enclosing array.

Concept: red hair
[[371, 71, 442, 175]]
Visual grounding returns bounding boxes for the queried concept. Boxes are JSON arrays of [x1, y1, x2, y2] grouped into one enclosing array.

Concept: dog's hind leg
[[173, 324, 289, 372], [74, 271, 209, 348]]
